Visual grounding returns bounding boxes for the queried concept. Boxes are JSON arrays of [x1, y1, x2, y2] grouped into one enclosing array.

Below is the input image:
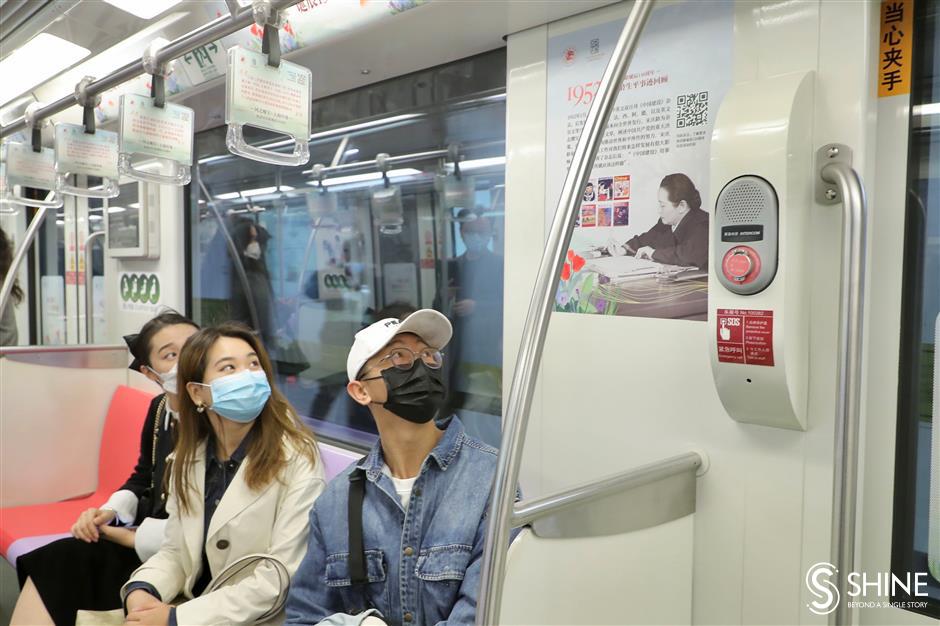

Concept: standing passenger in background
[[230, 219, 277, 347], [440, 208, 504, 416], [287, 309, 516, 626], [11, 311, 199, 626], [122, 323, 324, 625], [0, 225, 22, 345]]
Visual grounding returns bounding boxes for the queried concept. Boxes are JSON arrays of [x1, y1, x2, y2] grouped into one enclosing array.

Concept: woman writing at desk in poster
[[606, 173, 709, 270]]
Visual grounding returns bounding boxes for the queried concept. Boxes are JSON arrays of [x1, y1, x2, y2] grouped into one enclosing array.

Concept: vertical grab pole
[[0, 207, 51, 328], [83, 230, 105, 343], [475, 2, 655, 624], [818, 148, 867, 626]]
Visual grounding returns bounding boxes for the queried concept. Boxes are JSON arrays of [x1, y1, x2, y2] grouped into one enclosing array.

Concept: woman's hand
[[125, 590, 161, 614], [71, 508, 116, 543], [124, 602, 171, 626], [99, 525, 137, 549]]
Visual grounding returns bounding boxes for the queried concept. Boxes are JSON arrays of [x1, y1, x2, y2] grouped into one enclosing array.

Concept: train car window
[[893, 0, 940, 617], [188, 49, 507, 448]]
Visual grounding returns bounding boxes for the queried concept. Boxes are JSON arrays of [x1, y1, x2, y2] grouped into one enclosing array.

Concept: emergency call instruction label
[[716, 308, 774, 366]]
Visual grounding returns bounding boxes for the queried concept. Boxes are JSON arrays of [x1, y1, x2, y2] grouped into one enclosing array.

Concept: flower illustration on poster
[[557, 250, 618, 315]]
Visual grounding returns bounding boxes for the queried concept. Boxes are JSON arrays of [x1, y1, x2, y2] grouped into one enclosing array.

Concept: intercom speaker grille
[[717, 176, 774, 222]]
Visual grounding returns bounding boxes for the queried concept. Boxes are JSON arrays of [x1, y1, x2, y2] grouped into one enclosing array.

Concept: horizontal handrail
[[0, 344, 126, 356], [512, 452, 702, 527], [0, 0, 304, 139]]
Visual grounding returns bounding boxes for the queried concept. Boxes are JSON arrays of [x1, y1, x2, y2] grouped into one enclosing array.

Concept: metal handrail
[[475, 1, 655, 624], [511, 452, 701, 527], [0, 0, 305, 139], [0, 343, 126, 356], [83, 230, 105, 343], [821, 161, 867, 626], [0, 207, 51, 328]]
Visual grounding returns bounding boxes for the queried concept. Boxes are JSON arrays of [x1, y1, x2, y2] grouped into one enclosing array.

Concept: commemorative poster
[[546, 1, 733, 320]]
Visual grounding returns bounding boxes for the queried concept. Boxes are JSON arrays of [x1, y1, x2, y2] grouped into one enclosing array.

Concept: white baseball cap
[[346, 309, 453, 382]]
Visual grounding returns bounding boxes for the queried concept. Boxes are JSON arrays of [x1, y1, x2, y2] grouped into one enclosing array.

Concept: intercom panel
[[714, 175, 778, 295], [708, 71, 814, 431]]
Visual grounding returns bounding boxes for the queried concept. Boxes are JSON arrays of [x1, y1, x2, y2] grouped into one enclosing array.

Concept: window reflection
[[190, 51, 506, 447]]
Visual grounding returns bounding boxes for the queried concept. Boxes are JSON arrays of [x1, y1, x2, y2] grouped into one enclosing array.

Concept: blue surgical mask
[[203, 369, 271, 423]]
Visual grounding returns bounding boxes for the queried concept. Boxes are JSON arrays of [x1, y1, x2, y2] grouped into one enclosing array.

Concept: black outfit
[[626, 206, 710, 269], [17, 395, 174, 626], [193, 431, 251, 596]]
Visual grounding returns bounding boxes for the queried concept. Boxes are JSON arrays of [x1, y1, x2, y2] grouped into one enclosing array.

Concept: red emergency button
[[722, 246, 761, 285]]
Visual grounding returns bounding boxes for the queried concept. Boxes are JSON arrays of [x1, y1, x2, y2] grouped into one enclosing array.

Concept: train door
[[492, 1, 940, 625]]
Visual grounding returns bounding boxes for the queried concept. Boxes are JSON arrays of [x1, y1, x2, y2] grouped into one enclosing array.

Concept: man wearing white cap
[[286, 309, 505, 626]]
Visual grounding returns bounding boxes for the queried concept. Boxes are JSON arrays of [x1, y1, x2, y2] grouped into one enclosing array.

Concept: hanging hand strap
[[75, 76, 101, 133], [253, 0, 282, 68], [23, 102, 43, 152], [143, 39, 173, 109], [348, 468, 368, 585], [262, 23, 281, 68]]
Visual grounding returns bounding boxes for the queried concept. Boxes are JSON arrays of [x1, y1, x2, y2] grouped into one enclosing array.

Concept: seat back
[[319, 442, 364, 481], [499, 519, 695, 625], [96, 386, 155, 495]]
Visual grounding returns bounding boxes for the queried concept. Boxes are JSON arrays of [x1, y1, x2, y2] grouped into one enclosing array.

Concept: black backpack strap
[[347, 468, 368, 586]]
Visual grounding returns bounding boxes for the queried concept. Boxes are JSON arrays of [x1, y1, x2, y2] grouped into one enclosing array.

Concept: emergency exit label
[[716, 308, 774, 366]]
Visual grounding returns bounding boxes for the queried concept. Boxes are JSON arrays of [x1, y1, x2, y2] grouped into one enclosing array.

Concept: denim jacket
[[286, 417, 507, 626]]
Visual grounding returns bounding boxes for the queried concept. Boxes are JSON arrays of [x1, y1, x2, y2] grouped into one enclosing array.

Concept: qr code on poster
[[676, 91, 708, 128]]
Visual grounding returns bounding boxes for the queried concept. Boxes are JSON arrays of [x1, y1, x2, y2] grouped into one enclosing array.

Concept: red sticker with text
[[716, 308, 774, 366]]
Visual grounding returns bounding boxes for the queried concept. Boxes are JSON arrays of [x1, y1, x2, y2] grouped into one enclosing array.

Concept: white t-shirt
[[381, 464, 418, 509]]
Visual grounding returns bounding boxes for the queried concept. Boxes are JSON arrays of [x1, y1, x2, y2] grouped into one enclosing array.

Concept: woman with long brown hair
[[121, 323, 324, 626]]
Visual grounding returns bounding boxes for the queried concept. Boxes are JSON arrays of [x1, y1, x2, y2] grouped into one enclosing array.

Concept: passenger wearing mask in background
[[11, 311, 199, 626], [606, 173, 709, 270], [439, 208, 503, 415], [230, 220, 277, 348], [122, 323, 324, 625], [0, 225, 23, 346], [286, 309, 517, 626]]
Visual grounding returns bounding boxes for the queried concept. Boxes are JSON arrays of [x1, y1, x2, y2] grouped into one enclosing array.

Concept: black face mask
[[379, 361, 446, 424]]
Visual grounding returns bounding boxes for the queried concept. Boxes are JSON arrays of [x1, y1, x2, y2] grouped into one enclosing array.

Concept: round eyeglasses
[[360, 347, 444, 380]]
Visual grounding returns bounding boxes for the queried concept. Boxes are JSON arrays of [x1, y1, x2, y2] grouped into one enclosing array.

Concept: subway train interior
[[0, 0, 938, 624]]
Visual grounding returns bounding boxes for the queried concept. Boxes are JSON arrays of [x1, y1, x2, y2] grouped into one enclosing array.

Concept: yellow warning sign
[[878, 0, 914, 97]]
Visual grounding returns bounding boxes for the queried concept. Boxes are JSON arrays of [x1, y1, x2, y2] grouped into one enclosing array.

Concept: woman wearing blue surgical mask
[[122, 322, 324, 626], [11, 311, 199, 626]]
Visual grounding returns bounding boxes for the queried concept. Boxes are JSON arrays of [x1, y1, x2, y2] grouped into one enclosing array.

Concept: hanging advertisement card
[[118, 93, 194, 185], [546, 0, 732, 321], [1, 143, 62, 208], [54, 124, 120, 198], [225, 46, 312, 165]]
